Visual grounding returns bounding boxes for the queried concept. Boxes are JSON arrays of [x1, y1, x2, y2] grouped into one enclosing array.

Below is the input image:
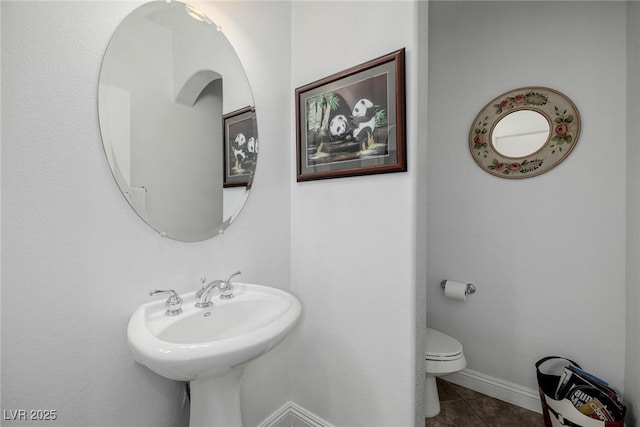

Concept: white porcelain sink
[[127, 283, 301, 427]]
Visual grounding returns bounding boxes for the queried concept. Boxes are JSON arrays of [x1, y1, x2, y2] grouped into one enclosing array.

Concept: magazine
[[555, 365, 626, 422]]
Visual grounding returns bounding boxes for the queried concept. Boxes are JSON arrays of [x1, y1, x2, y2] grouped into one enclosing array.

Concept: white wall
[[291, 2, 424, 426], [1, 1, 291, 426], [626, 1, 640, 424], [289, 2, 422, 425], [427, 0, 627, 394], [415, 1, 429, 424]]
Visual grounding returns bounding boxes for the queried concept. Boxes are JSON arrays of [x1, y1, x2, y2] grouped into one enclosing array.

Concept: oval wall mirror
[[98, 1, 257, 241], [469, 87, 580, 179]]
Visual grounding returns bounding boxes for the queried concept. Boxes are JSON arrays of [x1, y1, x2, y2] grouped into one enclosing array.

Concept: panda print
[[231, 132, 248, 171], [247, 137, 258, 154], [329, 114, 349, 139], [352, 98, 375, 120], [350, 98, 378, 142], [326, 92, 353, 141], [303, 69, 393, 170]]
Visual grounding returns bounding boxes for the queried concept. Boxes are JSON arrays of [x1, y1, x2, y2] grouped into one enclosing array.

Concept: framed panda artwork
[[295, 49, 406, 182], [223, 106, 258, 188]]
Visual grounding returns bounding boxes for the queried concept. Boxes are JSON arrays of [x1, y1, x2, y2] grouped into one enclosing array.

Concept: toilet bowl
[[425, 327, 467, 418]]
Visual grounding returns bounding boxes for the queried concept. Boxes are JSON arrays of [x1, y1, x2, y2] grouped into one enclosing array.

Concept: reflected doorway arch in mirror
[[469, 87, 580, 179]]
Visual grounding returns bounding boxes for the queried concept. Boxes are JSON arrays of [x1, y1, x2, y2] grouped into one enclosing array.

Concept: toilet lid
[[425, 328, 463, 360]]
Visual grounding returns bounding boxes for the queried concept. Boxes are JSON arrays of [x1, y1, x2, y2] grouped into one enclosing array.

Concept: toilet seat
[[425, 328, 464, 362]]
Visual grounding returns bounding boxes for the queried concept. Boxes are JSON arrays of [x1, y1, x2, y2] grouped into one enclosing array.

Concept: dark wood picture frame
[[223, 106, 257, 188], [295, 49, 406, 182]]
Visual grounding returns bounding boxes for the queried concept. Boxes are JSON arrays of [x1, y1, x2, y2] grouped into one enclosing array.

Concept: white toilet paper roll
[[443, 280, 467, 301]]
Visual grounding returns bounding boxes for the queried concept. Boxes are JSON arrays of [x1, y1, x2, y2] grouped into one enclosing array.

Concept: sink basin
[[127, 283, 301, 427], [128, 283, 301, 381]]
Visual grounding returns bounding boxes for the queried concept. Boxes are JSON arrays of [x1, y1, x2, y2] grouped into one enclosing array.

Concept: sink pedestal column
[[189, 366, 245, 427]]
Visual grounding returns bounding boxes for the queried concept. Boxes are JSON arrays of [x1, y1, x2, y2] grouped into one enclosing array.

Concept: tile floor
[[425, 378, 544, 427]]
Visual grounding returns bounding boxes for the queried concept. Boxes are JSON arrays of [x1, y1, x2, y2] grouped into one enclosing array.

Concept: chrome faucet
[[195, 271, 241, 308]]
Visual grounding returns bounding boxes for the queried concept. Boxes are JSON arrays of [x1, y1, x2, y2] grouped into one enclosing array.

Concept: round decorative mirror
[[469, 87, 580, 179], [98, 1, 257, 241]]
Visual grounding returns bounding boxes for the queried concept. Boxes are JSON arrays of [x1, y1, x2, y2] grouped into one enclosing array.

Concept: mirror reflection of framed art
[[223, 107, 258, 188]]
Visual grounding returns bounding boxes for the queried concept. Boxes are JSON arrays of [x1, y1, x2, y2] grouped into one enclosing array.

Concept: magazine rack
[[536, 357, 625, 427]]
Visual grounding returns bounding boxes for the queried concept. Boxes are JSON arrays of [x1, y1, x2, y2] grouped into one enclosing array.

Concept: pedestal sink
[[127, 283, 302, 427]]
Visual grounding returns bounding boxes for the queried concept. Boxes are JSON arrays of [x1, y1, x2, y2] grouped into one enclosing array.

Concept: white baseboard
[[258, 402, 334, 427], [444, 368, 542, 414], [257, 402, 290, 427], [258, 369, 541, 426]]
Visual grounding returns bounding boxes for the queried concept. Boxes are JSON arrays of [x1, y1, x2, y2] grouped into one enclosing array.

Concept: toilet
[[425, 328, 467, 418]]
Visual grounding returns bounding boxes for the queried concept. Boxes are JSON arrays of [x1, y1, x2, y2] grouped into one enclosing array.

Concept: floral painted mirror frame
[[469, 87, 581, 179]]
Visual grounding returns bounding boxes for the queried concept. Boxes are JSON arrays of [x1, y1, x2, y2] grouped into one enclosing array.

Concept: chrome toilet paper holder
[[440, 280, 476, 295]]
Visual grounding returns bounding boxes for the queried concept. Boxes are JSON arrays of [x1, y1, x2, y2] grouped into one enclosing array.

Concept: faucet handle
[[220, 271, 241, 300], [149, 289, 183, 316], [224, 271, 242, 283]]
